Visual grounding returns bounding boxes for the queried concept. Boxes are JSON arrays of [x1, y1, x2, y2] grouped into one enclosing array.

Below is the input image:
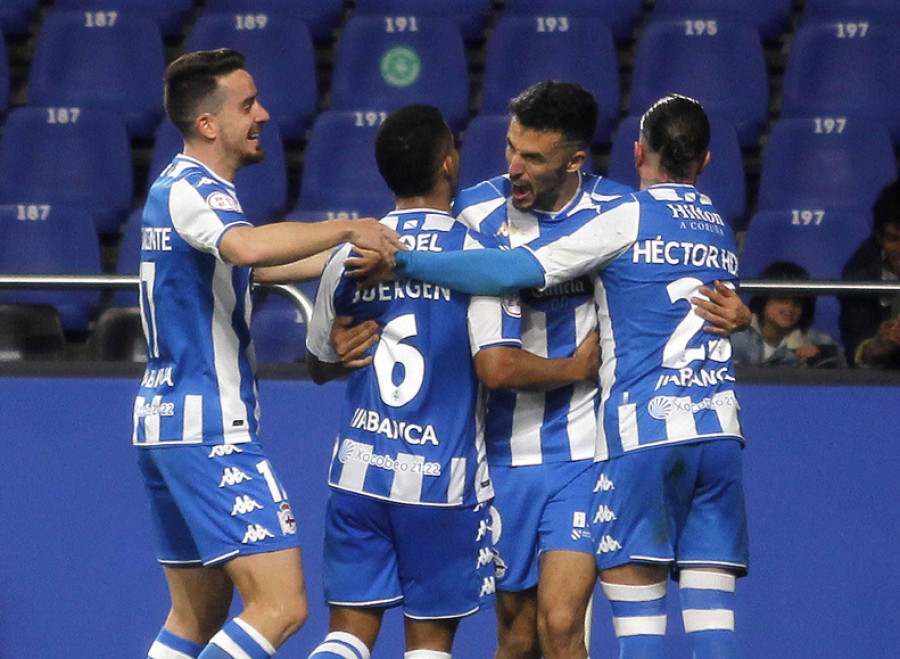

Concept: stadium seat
[[802, 0, 898, 22], [251, 285, 316, 363], [295, 110, 395, 218], [756, 117, 897, 213], [503, 0, 643, 42], [0, 107, 134, 235], [0, 304, 67, 361], [0, 0, 39, 36], [457, 114, 513, 192], [204, 0, 344, 40], [651, 0, 792, 41], [740, 208, 872, 340], [330, 15, 470, 132], [355, 0, 493, 41], [53, 0, 193, 36], [480, 15, 621, 144], [607, 115, 747, 229], [28, 10, 166, 139], [185, 12, 318, 141], [0, 37, 9, 123], [629, 18, 769, 147], [781, 20, 900, 144], [148, 119, 289, 225], [0, 203, 103, 331], [87, 306, 146, 361]]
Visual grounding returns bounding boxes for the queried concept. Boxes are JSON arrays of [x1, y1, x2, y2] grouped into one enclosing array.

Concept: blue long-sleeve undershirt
[[394, 247, 546, 295]]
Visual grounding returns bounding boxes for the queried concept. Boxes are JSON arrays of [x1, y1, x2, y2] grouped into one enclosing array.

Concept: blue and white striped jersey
[[307, 209, 519, 506], [526, 184, 745, 461], [454, 173, 633, 466], [133, 155, 260, 447]]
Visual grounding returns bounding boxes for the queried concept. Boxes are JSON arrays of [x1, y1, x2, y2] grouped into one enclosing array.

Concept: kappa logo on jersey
[[479, 576, 496, 598], [277, 502, 297, 535], [205, 190, 242, 213], [231, 495, 263, 516], [593, 505, 617, 524], [219, 467, 253, 487], [596, 535, 623, 554], [594, 473, 615, 493], [208, 445, 244, 458], [241, 524, 275, 544]]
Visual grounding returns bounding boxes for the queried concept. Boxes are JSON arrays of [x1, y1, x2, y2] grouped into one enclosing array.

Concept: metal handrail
[[0, 274, 315, 323]]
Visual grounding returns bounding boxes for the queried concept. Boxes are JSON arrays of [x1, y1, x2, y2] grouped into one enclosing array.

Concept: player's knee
[[497, 628, 541, 659], [536, 606, 583, 650], [259, 592, 308, 638]]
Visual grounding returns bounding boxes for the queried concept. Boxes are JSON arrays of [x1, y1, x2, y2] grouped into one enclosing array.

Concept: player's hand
[[331, 315, 378, 368], [345, 247, 399, 288], [693, 281, 751, 336], [573, 330, 600, 382], [347, 218, 404, 260]]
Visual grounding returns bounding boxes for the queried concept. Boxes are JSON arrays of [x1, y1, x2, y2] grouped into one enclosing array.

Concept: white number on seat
[[536, 16, 569, 32]]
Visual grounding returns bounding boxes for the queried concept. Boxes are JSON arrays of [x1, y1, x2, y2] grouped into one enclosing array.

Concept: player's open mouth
[[511, 184, 531, 200]]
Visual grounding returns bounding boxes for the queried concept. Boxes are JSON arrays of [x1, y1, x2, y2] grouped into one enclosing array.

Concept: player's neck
[[182, 143, 238, 182], [394, 190, 452, 214], [548, 171, 582, 212]]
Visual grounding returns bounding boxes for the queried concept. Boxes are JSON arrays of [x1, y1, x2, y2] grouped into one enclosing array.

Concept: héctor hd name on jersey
[[632, 236, 738, 276]]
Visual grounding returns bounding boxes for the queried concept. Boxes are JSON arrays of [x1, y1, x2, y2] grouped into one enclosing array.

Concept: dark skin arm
[[306, 316, 380, 385]]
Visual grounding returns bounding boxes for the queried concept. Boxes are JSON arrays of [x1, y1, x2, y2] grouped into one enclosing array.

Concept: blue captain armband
[[394, 247, 545, 295]]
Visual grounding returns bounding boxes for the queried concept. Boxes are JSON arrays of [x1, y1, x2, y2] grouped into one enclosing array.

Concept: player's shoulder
[[454, 175, 510, 228], [583, 173, 635, 202], [164, 156, 243, 213]]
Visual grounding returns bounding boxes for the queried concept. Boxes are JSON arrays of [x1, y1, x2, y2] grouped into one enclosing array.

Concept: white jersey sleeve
[[305, 244, 353, 363]]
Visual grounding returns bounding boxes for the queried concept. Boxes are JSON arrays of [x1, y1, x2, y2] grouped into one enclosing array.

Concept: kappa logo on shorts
[[479, 576, 496, 598], [593, 505, 617, 524], [219, 467, 253, 487], [241, 524, 275, 544], [277, 502, 297, 535], [596, 535, 623, 554], [231, 495, 263, 516], [594, 474, 615, 492], [477, 547, 495, 569], [208, 445, 244, 458]]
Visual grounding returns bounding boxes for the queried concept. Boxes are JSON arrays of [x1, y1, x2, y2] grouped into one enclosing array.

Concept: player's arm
[[476, 331, 599, 391], [253, 250, 331, 283], [306, 353, 350, 385], [219, 218, 400, 268]]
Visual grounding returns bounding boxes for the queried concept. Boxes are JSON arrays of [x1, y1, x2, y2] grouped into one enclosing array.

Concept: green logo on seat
[[380, 47, 421, 87]]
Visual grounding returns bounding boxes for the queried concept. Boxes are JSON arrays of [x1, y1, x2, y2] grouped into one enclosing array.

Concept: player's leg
[[404, 617, 460, 657], [678, 568, 741, 659], [599, 563, 669, 659], [495, 589, 540, 659], [308, 606, 383, 659]]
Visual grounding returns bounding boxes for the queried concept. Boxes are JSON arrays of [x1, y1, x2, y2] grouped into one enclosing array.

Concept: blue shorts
[[322, 490, 496, 619], [592, 439, 749, 576], [490, 460, 595, 592], [137, 442, 301, 567]]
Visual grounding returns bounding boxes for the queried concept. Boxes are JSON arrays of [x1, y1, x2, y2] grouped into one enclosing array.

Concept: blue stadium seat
[[355, 0, 493, 41], [53, 0, 193, 36], [0, 107, 134, 235], [629, 18, 769, 147], [204, 0, 344, 40], [330, 15, 470, 132], [148, 119, 289, 225], [0, 203, 103, 331], [802, 0, 899, 22], [251, 285, 316, 363], [781, 20, 900, 144], [0, 37, 9, 124], [185, 12, 318, 141], [0, 0, 39, 36], [740, 208, 872, 340], [480, 15, 621, 144], [295, 110, 394, 219], [607, 115, 747, 228], [651, 0, 792, 41], [28, 10, 165, 139], [503, 0, 643, 42], [457, 114, 513, 192], [757, 117, 897, 213], [0, 303, 67, 361]]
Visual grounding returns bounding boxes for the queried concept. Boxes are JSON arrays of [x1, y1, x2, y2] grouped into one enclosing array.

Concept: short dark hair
[[164, 48, 246, 137], [375, 104, 452, 198], [750, 261, 815, 331], [508, 80, 598, 147], [639, 94, 710, 181], [872, 180, 900, 238]]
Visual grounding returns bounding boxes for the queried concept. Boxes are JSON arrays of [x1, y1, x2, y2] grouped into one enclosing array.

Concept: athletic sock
[[404, 651, 452, 659], [197, 618, 276, 659], [679, 570, 740, 659], [601, 581, 668, 659], [148, 628, 204, 659], [307, 631, 371, 659]]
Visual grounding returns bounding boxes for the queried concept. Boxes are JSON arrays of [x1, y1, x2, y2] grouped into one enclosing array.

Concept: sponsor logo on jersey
[[205, 191, 242, 213], [338, 439, 442, 476], [571, 528, 592, 542], [653, 366, 735, 392], [522, 274, 594, 303], [135, 398, 175, 418], [594, 473, 615, 493], [380, 47, 421, 88], [231, 495, 263, 516], [349, 408, 440, 445], [219, 467, 253, 487], [208, 445, 244, 458], [593, 505, 617, 524], [141, 366, 175, 388], [241, 524, 275, 544], [648, 393, 738, 419], [277, 502, 297, 535], [596, 534, 623, 554]]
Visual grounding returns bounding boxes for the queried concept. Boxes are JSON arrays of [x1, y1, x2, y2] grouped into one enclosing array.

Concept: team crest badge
[[277, 502, 297, 535]]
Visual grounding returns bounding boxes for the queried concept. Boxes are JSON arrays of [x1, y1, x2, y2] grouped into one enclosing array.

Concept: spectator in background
[[733, 261, 846, 368], [840, 180, 900, 368]]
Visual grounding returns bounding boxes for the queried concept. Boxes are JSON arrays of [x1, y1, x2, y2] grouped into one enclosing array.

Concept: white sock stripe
[[210, 630, 254, 659], [314, 641, 361, 659], [612, 614, 668, 637], [682, 608, 736, 633], [601, 580, 668, 602], [404, 651, 452, 659], [679, 570, 736, 592], [233, 618, 276, 656], [148, 640, 195, 659], [324, 631, 371, 659]]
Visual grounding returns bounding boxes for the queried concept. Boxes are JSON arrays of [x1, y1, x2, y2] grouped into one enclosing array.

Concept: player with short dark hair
[[135, 48, 396, 659]]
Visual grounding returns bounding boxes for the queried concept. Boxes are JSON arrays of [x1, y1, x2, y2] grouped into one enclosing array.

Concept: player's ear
[[633, 141, 645, 169], [566, 148, 587, 174], [195, 112, 216, 140], [696, 150, 712, 176]]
